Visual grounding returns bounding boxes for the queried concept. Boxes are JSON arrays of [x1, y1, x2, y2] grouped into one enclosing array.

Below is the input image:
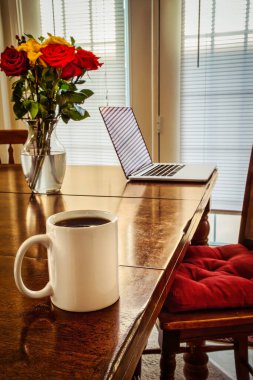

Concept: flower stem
[[25, 118, 57, 191], [30, 154, 46, 191]]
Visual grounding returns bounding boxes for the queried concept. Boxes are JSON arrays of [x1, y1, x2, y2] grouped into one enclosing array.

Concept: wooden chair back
[[0, 130, 28, 164], [239, 146, 253, 249]]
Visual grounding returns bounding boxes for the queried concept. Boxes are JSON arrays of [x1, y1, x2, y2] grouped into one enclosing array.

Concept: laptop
[[99, 106, 216, 182]]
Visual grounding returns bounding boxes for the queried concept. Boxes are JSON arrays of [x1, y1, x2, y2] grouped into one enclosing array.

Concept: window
[[180, 0, 253, 211], [40, 0, 128, 165]]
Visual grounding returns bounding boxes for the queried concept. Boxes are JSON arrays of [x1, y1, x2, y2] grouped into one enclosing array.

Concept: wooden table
[[0, 165, 217, 379], [0, 164, 215, 200]]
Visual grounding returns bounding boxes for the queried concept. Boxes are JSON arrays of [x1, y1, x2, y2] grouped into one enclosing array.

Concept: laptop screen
[[99, 106, 152, 177]]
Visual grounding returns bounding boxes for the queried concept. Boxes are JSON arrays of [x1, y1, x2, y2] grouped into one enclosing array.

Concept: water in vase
[[21, 152, 66, 194]]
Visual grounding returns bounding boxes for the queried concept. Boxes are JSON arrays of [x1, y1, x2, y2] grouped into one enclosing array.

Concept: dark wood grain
[[0, 256, 164, 380], [239, 146, 253, 249], [0, 166, 217, 379], [0, 130, 28, 144], [0, 130, 27, 164], [0, 192, 205, 269]]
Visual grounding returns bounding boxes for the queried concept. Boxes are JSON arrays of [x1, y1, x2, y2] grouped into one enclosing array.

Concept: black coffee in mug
[[14, 209, 119, 312], [55, 216, 110, 228]]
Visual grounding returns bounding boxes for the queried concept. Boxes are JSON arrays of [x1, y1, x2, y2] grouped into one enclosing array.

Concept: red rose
[[75, 49, 103, 71], [40, 44, 75, 68], [60, 61, 83, 80], [0, 47, 29, 76]]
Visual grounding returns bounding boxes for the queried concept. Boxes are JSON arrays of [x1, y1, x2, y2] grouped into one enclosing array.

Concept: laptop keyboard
[[140, 164, 185, 177]]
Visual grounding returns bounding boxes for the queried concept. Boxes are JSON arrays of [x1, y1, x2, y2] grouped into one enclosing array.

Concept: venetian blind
[[40, 0, 128, 164], [180, 0, 253, 211]]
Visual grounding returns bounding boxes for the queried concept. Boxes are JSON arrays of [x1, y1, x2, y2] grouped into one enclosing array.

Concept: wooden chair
[[0, 130, 28, 164], [140, 146, 253, 380]]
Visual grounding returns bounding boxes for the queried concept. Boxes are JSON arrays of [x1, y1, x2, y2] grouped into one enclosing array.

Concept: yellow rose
[[16, 39, 42, 65], [28, 51, 43, 65], [41, 33, 72, 47]]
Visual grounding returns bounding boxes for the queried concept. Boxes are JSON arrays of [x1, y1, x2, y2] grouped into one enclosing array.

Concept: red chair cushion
[[165, 244, 253, 312]]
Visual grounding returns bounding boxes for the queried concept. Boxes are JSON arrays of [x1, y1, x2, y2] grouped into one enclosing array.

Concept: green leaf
[[42, 67, 58, 82], [56, 94, 65, 107], [61, 114, 70, 124], [13, 102, 27, 119], [80, 89, 94, 99], [38, 104, 49, 118], [57, 91, 88, 106], [29, 102, 39, 119], [24, 33, 35, 39], [59, 81, 77, 91], [23, 100, 31, 110], [68, 91, 87, 103], [68, 83, 78, 91], [59, 82, 70, 91], [39, 94, 49, 106], [70, 36, 75, 45], [12, 77, 25, 89], [76, 80, 86, 85], [74, 104, 86, 116], [61, 105, 89, 121], [12, 81, 25, 102], [38, 36, 45, 42], [70, 110, 89, 120]]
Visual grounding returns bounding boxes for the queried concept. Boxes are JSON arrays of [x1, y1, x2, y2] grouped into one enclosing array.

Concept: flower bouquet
[[0, 33, 103, 193]]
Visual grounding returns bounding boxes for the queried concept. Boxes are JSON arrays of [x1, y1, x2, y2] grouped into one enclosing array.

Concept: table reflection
[[15, 302, 119, 379]]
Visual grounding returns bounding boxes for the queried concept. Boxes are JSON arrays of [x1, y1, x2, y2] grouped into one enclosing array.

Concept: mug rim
[[47, 209, 118, 229]]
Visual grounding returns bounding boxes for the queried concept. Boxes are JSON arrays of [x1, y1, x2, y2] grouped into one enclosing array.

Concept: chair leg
[[183, 340, 209, 380], [132, 356, 142, 380], [160, 330, 180, 380], [234, 335, 250, 380]]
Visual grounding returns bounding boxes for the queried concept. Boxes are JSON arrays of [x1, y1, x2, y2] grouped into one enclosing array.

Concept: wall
[[0, 0, 41, 161], [0, 1, 16, 134], [129, 0, 181, 162], [0, 0, 41, 132], [21, 0, 41, 36], [159, 0, 181, 162], [129, 0, 153, 155]]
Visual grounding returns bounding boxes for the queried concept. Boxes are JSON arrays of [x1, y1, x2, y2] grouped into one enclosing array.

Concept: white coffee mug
[[14, 210, 119, 312]]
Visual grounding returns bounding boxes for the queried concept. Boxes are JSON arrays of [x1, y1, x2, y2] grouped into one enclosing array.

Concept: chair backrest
[[238, 146, 253, 249], [0, 130, 28, 164]]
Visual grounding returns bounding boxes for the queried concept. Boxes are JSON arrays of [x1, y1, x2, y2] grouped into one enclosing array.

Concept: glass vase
[[21, 119, 66, 194]]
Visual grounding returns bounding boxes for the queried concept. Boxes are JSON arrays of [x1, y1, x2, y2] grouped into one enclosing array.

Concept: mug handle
[[14, 234, 53, 299]]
